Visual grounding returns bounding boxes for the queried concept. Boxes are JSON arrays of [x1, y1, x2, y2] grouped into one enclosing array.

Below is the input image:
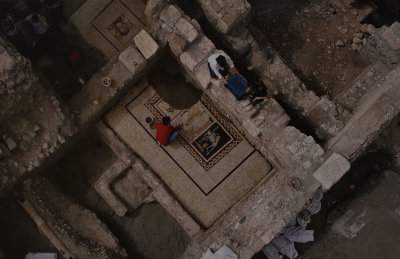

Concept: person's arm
[[225, 55, 238, 73], [38, 15, 49, 28], [253, 96, 268, 101], [211, 63, 223, 79]]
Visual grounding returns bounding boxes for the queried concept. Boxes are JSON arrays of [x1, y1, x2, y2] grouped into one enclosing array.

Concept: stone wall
[[222, 24, 348, 139], [21, 176, 127, 259], [0, 35, 36, 123], [196, 0, 251, 34]]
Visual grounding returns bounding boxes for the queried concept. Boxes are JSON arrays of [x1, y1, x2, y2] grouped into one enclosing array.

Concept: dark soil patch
[[0, 195, 57, 258], [148, 55, 203, 109]]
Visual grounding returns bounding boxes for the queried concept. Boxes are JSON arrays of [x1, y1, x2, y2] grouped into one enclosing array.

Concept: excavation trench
[[172, 0, 325, 144]]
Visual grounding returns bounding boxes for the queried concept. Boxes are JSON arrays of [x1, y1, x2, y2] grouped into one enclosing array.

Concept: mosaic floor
[[105, 82, 272, 227], [71, 0, 146, 59]]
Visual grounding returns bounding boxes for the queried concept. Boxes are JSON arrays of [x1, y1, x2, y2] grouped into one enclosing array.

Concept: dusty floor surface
[[250, 0, 370, 97], [44, 131, 189, 259]]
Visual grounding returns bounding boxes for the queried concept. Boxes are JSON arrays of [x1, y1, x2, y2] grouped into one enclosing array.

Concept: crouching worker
[[242, 80, 270, 111], [208, 52, 238, 84], [150, 116, 179, 145]]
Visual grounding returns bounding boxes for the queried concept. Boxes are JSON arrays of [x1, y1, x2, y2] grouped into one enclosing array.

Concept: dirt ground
[[249, 0, 370, 97]]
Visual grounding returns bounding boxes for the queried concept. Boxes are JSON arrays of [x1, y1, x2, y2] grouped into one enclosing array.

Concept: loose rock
[[335, 40, 345, 47]]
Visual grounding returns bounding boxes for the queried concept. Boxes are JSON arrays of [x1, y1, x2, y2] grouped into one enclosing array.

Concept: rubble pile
[[0, 35, 77, 196]]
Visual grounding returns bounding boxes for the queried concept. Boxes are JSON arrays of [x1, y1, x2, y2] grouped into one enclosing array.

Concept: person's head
[[31, 14, 39, 23], [162, 116, 171, 125], [216, 55, 227, 67], [254, 80, 264, 90], [297, 210, 311, 225], [216, 55, 231, 75]]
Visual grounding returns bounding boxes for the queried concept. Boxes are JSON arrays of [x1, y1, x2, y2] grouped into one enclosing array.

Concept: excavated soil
[[250, 0, 370, 97]]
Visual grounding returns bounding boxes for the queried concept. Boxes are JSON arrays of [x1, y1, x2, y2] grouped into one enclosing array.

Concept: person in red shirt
[[150, 116, 177, 145]]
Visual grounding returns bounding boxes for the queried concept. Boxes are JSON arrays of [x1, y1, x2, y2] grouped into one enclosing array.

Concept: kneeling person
[[151, 116, 178, 145]]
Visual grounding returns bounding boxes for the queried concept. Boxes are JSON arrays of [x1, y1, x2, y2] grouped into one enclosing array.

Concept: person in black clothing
[[242, 80, 270, 111]]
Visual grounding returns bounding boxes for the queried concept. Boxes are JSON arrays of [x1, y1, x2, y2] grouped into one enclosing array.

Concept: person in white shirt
[[207, 52, 238, 84]]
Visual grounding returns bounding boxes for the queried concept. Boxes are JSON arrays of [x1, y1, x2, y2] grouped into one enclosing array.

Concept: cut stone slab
[[133, 30, 159, 59], [381, 22, 400, 51], [95, 160, 129, 217], [159, 5, 182, 27], [201, 245, 238, 259], [112, 169, 153, 209], [313, 152, 350, 190], [119, 45, 147, 75], [194, 61, 211, 89], [175, 18, 199, 43], [168, 33, 187, 56], [180, 36, 215, 71]]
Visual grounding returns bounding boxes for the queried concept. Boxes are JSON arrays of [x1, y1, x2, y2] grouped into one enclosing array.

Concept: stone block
[[95, 160, 129, 217], [118, 45, 147, 75], [144, 0, 166, 16], [175, 18, 199, 43], [159, 5, 182, 27], [308, 101, 328, 124], [313, 152, 350, 190], [194, 61, 211, 89], [217, 13, 238, 34], [243, 119, 261, 138], [180, 36, 215, 71], [168, 33, 187, 56], [381, 22, 400, 51], [210, 0, 223, 13], [133, 30, 159, 59], [4, 137, 17, 151], [112, 169, 153, 209]]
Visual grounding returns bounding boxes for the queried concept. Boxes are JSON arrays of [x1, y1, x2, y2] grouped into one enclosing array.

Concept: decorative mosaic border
[[90, 0, 146, 51], [145, 94, 242, 170]]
